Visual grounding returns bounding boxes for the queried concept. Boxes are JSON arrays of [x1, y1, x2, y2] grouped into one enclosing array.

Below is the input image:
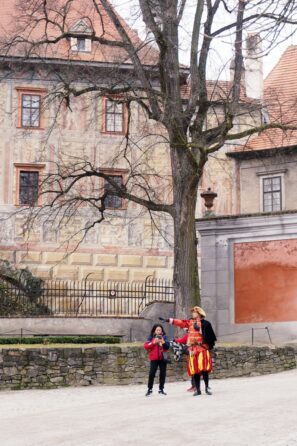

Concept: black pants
[[148, 360, 167, 391], [193, 371, 209, 390]]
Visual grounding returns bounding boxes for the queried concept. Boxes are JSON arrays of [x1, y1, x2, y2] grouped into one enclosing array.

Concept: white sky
[[113, 0, 297, 80]]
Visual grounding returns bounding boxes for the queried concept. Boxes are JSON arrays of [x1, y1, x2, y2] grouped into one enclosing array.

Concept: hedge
[[0, 335, 122, 345]]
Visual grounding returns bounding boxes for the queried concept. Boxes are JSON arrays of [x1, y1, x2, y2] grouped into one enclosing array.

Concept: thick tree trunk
[[171, 148, 200, 318]]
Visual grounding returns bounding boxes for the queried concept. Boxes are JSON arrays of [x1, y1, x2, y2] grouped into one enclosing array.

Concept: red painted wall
[[234, 239, 297, 323]]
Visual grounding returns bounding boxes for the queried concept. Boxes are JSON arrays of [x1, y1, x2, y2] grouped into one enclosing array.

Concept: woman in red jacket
[[144, 324, 170, 396]]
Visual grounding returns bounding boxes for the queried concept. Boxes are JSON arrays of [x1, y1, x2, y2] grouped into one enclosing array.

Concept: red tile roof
[[0, 0, 159, 66], [181, 80, 252, 103], [0, 0, 261, 104], [231, 45, 297, 152]]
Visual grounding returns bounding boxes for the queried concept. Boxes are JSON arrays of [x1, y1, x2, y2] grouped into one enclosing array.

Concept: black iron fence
[[0, 278, 174, 318]]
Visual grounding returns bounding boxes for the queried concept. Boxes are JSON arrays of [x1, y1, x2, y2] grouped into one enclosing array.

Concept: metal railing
[[0, 278, 174, 318]]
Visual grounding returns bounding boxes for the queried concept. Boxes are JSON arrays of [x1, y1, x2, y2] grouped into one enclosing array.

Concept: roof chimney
[[245, 33, 263, 99]]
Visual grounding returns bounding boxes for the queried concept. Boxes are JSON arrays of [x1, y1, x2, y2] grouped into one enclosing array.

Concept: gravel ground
[[0, 369, 296, 446]]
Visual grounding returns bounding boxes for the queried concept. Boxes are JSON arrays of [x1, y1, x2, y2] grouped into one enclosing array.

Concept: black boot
[[193, 389, 201, 396], [205, 387, 212, 395], [193, 374, 201, 396], [145, 389, 152, 396], [202, 372, 212, 394], [158, 389, 167, 395]]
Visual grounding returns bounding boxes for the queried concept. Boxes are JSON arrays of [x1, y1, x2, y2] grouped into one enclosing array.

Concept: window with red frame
[[15, 164, 45, 206], [19, 170, 40, 205], [105, 99, 124, 133], [21, 94, 41, 128], [16, 88, 46, 129]]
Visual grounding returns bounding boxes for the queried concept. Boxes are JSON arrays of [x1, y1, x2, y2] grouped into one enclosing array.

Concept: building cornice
[[227, 145, 297, 160]]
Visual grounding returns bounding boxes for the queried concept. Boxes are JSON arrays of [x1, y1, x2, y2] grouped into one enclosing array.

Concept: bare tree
[[1, 0, 297, 316]]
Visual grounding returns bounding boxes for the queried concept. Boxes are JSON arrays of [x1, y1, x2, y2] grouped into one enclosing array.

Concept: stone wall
[[213, 345, 296, 378], [0, 249, 174, 282], [0, 344, 295, 390]]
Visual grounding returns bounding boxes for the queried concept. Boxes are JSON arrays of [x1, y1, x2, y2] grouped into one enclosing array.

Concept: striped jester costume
[[169, 318, 213, 376]]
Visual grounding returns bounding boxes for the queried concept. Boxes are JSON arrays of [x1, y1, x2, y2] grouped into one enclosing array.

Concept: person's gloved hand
[[193, 322, 200, 331], [159, 317, 169, 322]]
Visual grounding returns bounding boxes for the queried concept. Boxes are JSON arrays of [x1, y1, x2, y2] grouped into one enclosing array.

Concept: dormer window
[[70, 19, 92, 53], [77, 38, 86, 52], [71, 36, 91, 53]]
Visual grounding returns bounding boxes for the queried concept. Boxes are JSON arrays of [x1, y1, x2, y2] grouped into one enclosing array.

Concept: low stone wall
[[212, 345, 296, 378], [0, 344, 295, 390]]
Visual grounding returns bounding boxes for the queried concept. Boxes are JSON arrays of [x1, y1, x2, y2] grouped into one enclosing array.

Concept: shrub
[[0, 260, 49, 316], [0, 335, 122, 345]]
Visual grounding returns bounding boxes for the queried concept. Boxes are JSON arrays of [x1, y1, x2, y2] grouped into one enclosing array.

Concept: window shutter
[[71, 37, 78, 51], [85, 38, 92, 52]]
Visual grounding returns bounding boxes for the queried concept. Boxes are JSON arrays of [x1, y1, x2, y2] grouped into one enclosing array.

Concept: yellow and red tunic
[[170, 318, 213, 376]]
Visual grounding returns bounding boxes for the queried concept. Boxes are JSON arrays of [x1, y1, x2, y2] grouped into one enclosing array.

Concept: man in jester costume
[[160, 306, 216, 396]]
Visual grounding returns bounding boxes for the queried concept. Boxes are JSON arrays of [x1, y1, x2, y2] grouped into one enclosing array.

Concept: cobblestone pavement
[[0, 369, 296, 446]]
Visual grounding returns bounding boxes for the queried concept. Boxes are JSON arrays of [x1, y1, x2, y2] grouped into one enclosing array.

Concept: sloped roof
[[0, 0, 159, 66], [231, 45, 297, 153], [181, 80, 253, 103], [0, 0, 262, 104]]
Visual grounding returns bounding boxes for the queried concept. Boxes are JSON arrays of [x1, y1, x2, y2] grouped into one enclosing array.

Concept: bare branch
[[98, 0, 162, 120], [177, 0, 187, 24], [231, 0, 247, 109]]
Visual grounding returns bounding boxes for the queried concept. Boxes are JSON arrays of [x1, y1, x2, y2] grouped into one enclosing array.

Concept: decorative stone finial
[[200, 188, 217, 216]]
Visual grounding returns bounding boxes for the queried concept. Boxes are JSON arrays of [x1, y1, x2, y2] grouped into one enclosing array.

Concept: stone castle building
[[0, 0, 265, 283]]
